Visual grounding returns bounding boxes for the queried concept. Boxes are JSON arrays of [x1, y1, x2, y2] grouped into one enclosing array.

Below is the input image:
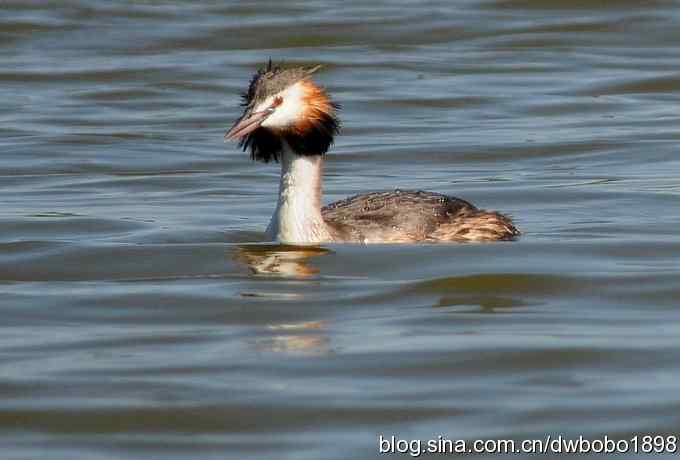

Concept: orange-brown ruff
[[226, 61, 520, 244]]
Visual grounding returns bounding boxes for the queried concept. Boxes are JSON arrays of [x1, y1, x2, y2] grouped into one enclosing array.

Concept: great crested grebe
[[226, 61, 519, 244]]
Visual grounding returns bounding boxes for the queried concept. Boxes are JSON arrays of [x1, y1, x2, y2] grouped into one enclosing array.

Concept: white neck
[[266, 142, 332, 244]]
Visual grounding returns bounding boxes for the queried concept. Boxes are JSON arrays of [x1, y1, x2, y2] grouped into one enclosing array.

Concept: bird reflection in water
[[232, 244, 333, 356], [234, 244, 331, 278], [258, 321, 331, 356]]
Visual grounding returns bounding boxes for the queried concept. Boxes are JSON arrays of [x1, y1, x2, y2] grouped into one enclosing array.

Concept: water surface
[[2, 1, 680, 459]]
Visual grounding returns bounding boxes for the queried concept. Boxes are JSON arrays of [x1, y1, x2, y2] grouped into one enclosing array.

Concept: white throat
[[266, 142, 331, 244]]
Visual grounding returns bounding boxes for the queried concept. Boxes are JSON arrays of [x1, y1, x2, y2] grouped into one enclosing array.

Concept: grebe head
[[225, 60, 340, 163]]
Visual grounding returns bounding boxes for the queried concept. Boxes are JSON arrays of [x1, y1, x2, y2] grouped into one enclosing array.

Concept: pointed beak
[[225, 108, 274, 141]]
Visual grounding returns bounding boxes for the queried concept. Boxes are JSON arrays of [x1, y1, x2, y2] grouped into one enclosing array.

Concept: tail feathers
[[429, 209, 520, 242]]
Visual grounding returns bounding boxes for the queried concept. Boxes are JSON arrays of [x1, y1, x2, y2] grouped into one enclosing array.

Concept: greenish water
[[1, 1, 680, 459]]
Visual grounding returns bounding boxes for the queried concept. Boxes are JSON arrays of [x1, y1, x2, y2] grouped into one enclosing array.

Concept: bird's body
[[322, 191, 517, 243], [226, 62, 519, 244]]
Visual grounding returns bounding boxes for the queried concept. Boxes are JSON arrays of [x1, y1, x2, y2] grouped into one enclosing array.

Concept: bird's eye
[[272, 96, 283, 107]]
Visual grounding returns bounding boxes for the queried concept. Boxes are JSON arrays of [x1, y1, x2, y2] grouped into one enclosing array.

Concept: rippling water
[[2, 1, 680, 459]]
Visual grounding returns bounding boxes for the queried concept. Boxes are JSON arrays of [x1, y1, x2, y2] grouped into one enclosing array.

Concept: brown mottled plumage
[[322, 191, 518, 243], [226, 62, 520, 244]]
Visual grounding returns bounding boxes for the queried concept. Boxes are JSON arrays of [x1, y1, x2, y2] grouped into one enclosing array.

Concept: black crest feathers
[[235, 61, 340, 163]]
